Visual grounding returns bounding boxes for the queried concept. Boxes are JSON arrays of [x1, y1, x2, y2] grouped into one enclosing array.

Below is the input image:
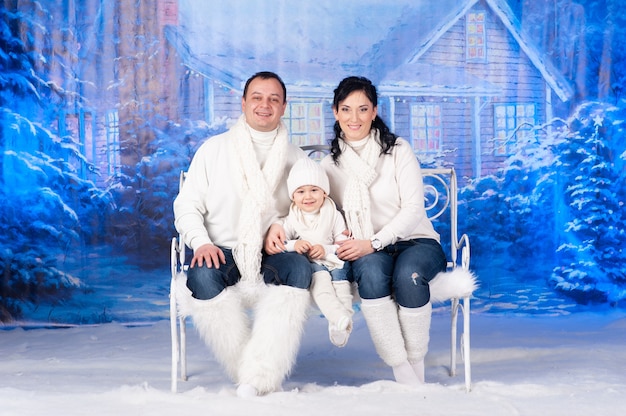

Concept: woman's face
[[333, 90, 377, 142]]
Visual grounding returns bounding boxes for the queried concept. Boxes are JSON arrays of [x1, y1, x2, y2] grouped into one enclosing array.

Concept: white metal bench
[[170, 145, 477, 393]]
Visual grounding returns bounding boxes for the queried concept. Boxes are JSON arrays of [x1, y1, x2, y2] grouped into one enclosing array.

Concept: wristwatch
[[370, 237, 382, 251]]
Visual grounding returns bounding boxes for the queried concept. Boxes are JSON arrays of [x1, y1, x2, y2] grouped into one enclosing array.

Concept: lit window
[[466, 12, 486, 62], [63, 110, 94, 176], [285, 102, 324, 147], [493, 103, 536, 155], [105, 110, 121, 176], [410, 104, 442, 153]]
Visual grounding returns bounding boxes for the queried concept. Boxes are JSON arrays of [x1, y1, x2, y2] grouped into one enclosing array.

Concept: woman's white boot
[[398, 302, 432, 383], [360, 296, 420, 385]]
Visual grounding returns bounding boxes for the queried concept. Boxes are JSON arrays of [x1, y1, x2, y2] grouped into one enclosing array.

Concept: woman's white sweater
[[321, 137, 439, 248]]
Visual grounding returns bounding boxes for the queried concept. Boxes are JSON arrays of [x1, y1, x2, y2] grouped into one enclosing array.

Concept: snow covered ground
[[2, 308, 625, 416]]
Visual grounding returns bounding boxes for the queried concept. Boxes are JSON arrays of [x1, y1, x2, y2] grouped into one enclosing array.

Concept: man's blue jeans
[[186, 248, 311, 300], [351, 238, 446, 308]]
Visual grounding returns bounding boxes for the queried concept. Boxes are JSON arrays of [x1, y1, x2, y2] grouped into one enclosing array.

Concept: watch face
[[372, 239, 382, 250]]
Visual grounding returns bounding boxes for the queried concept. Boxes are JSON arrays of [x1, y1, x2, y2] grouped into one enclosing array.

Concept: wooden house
[[166, 0, 574, 181], [8, 0, 574, 185]]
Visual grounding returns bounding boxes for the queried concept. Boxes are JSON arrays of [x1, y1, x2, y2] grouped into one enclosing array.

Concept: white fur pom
[[429, 268, 478, 304]]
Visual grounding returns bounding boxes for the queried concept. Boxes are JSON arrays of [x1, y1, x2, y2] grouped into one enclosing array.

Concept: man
[[174, 71, 311, 397]]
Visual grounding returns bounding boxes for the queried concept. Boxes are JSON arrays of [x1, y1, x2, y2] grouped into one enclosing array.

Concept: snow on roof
[[380, 63, 502, 97], [172, 0, 571, 101]]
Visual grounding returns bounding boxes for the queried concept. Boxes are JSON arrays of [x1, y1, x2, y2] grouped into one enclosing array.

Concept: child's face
[[292, 185, 326, 213]]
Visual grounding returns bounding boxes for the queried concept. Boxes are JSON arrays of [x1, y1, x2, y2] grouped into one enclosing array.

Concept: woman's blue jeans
[[351, 238, 446, 308], [186, 248, 311, 300]]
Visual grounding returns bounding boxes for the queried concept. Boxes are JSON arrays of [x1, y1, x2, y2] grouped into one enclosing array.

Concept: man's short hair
[[243, 71, 287, 103]]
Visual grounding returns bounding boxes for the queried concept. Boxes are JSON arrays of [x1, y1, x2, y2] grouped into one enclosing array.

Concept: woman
[[320, 76, 447, 385]]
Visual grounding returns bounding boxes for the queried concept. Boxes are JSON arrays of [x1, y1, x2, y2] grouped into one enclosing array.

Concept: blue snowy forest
[[1, 0, 625, 324]]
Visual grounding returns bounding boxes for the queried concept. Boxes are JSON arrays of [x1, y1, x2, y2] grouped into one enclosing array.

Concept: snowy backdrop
[[1, 0, 625, 325], [2, 1, 626, 415]]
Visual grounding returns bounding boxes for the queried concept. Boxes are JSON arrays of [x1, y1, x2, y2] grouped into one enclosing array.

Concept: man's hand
[[264, 223, 286, 255], [191, 243, 226, 268]]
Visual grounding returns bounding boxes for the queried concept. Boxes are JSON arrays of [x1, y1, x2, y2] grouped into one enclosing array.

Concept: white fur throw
[[174, 267, 478, 318], [429, 267, 478, 304]]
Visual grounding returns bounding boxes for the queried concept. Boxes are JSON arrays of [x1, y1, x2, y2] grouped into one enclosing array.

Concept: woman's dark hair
[[329, 76, 397, 163]]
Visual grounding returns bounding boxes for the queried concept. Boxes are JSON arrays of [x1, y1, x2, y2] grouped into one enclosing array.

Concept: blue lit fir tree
[[0, 7, 113, 321], [550, 102, 626, 305]]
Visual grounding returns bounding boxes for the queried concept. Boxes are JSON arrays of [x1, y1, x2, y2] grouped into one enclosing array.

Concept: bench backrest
[[300, 145, 466, 270], [176, 145, 469, 271]]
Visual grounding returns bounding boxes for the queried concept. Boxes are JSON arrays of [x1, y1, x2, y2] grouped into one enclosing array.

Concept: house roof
[[399, 0, 574, 101], [483, 0, 574, 102], [171, 0, 572, 101]]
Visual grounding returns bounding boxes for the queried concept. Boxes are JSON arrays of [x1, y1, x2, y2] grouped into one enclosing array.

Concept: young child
[[283, 157, 353, 347]]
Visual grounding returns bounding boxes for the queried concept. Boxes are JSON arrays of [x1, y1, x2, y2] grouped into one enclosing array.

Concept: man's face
[[241, 77, 286, 132]]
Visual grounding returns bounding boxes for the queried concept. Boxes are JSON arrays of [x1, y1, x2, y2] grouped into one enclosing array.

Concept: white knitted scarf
[[339, 130, 380, 240], [287, 197, 344, 270], [230, 115, 288, 283]]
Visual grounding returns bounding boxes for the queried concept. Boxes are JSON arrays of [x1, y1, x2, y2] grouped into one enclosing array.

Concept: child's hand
[[294, 240, 312, 254], [307, 244, 325, 260]]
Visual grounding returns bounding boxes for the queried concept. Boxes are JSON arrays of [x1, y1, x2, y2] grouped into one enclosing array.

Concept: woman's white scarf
[[288, 197, 344, 270], [340, 130, 380, 240], [230, 115, 288, 283]]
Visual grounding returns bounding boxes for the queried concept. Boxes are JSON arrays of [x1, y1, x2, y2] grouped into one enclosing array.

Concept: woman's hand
[[264, 223, 286, 255], [191, 243, 226, 268], [336, 238, 374, 261]]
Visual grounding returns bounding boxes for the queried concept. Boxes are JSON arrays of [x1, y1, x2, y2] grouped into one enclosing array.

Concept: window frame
[[466, 11, 487, 63], [409, 103, 443, 154], [284, 100, 325, 147], [493, 103, 537, 156], [104, 109, 121, 177]]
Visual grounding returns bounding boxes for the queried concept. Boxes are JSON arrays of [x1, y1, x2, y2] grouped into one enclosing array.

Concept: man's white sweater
[[174, 119, 305, 251]]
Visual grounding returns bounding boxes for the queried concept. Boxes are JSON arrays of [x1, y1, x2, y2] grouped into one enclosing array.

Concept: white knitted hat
[[287, 158, 330, 199]]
